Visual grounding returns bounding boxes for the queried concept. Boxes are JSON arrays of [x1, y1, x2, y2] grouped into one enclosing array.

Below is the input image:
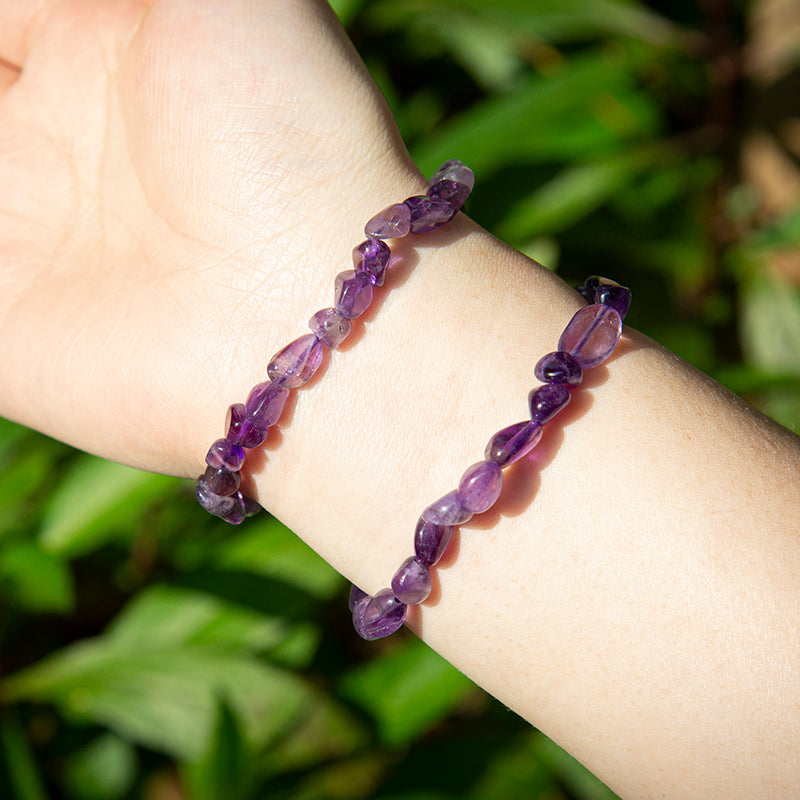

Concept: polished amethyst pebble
[[203, 464, 241, 496], [528, 383, 571, 425], [353, 239, 391, 287], [428, 180, 471, 210], [267, 334, 324, 388], [365, 203, 411, 239], [242, 495, 261, 517], [458, 460, 503, 513], [245, 380, 289, 431], [534, 351, 583, 386], [403, 195, 455, 233], [559, 304, 622, 369], [349, 584, 369, 612], [422, 490, 473, 526], [485, 420, 542, 467], [391, 557, 432, 605], [353, 589, 407, 640], [334, 270, 373, 319], [225, 403, 267, 449], [220, 491, 247, 525], [414, 519, 455, 567], [429, 159, 475, 192], [206, 438, 245, 471], [585, 275, 631, 320], [195, 475, 237, 516], [309, 307, 352, 349]]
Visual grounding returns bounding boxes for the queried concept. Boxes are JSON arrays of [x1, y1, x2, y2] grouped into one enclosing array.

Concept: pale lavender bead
[[422, 490, 472, 526], [353, 589, 407, 640], [267, 334, 323, 388], [528, 383, 571, 425], [534, 351, 583, 386], [245, 380, 289, 429], [353, 239, 391, 287], [430, 159, 475, 192], [196, 475, 237, 516], [206, 438, 245, 471], [334, 270, 373, 319], [364, 203, 411, 239], [458, 460, 503, 514], [349, 584, 369, 612], [220, 491, 246, 526], [391, 557, 431, 605], [428, 180, 471, 211], [403, 196, 455, 233], [485, 421, 542, 467], [202, 465, 241, 496], [559, 304, 622, 369], [309, 307, 352, 349], [414, 519, 455, 567], [225, 403, 266, 449]]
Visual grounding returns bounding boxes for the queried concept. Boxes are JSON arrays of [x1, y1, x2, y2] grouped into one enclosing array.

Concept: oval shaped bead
[[429, 159, 475, 192], [220, 491, 247, 526], [309, 307, 351, 349], [414, 518, 455, 567], [245, 380, 289, 429], [364, 202, 411, 239], [353, 589, 407, 640], [559, 304, 622, 369], [267, 334, 324, 388], [353, 239, 391, 287], [334, 270, 373, 319], [404, 195, 455, 233], [195, 475, 237, 516], [485, 420, 542, 467], [391, 557, 432, 605], [457, 460, 503, 513], [225, 402, 267, 449], [528, 383, 571, 425], [202, 464, 241, 497], [422, 490, 472, 526], [206, 438, 245, 471], [534, 351, 583, 386]]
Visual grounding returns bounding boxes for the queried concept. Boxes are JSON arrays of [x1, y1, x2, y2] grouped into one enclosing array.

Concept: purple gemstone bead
[[267, 334, 324, 388], [243, 495, 261, 517], [349, 584, 369, 612], [353, 239, 391, 287], [585, 275, 631, 320], [427, 179, 471, 211], [391, 557, 432, 605], [245, 380, 289, 430], [534, 351, 583, 386], [403, 195, 456, 233], [528, 383, 571, 425], [206, 438, 245, 471], [309, 307, 352, 349], [457, 460, 503, 514], [195, 475, 237, 516], [429, 159, 475, 192], [334, 270, 373, 319], [220, 491, 246, 525], [202, 464, 241, 497], [225, 402, 267, 449], [485, 421, 543, 467], [422, 490, 472, 526], [364, 203, 412, 239], [414, 518, 455, 567], [353, 589, 407, 640], [559, 304, 622, 369]]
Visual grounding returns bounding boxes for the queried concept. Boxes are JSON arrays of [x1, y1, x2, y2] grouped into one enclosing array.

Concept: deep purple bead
[[427, 179, 471, 211], [206, 438, 245, 471], [528, 383, 571, 425], [334, 270, 373, 319], [391, 557, 432, 605], [353, 589, 407, 640], [349, 584, 369, 612], [457, 460, 503, 513], [429, 159, 475, 192], [414, 519, 455, 567], [422, 490, 472, 526], [403, 195, 456, 233], [559, 304, 622, 369], [534, 351, 583, 386], [485, 420, 543, 467], [202, 464, 241, 496], [585, 275, 631, 320], [225, 402, 267, 449], [364, 203, 411, 239], [220, 491, 246, 525], [309, 307, 352, 349], [267, 334, 324, 388], [353, 239, 391, 287], [195, 475, 237, 516], [243, 495, 261, 517], [245, 380, 289, 430]]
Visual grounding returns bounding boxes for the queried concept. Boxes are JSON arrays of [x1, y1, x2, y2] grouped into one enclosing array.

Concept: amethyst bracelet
[[195, 160, 475, 524], [349, 275, 631, 640]]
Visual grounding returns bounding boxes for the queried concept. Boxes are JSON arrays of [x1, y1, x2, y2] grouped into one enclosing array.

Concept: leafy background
[[2, 0, 799, 798]]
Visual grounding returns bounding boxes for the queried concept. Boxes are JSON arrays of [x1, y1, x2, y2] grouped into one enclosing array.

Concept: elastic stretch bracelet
[[195, 160, 475, 524], [349, 275, 631, 640]]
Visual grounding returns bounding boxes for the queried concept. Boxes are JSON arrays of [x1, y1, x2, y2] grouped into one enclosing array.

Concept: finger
[[0, 0, 50, 67]]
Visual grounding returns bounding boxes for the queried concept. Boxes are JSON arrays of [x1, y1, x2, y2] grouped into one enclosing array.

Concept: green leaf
[[61, 733, 137, 800], [0, 541, 74, 614], [339, 638, 474, 746], [0, 714, 48, 800], [39, 456, 179, 557]]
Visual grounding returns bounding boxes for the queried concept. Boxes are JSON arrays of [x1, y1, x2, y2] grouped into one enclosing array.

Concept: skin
[[1, 2, 799, 798]]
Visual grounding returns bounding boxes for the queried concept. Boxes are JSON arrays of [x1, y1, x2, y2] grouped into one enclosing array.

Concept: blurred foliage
[[2, 1, 799, 799]]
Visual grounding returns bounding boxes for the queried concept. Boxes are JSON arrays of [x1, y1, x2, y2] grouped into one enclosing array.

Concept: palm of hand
[[0, 0, 408, 475]]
